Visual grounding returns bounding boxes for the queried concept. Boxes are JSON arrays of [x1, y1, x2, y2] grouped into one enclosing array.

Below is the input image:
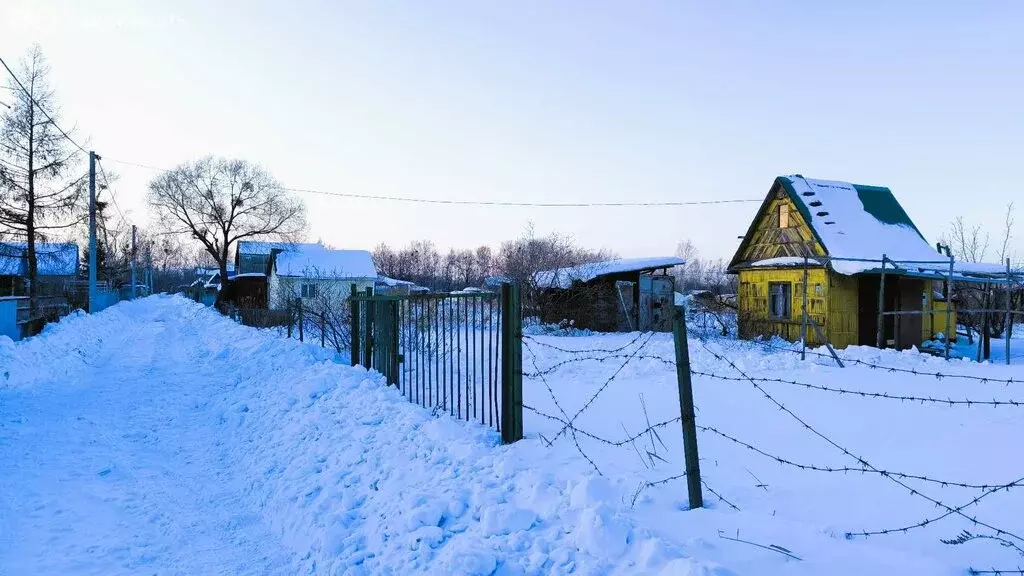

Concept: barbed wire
[[525, 350, 1024, 408], [695, 422, 1015, 490], [846, 476, 1024, 538], [694, 338, 1024, 545], [748, 339, 1020, 385], [522, 402, 681, 449], [547, 332, 658, 445], [968, 570, 1024, 575], [691, 369, 1024, 407], [522, 351, 676, 378], [522, 332, 649, 355], [522, 339, 601, 474]]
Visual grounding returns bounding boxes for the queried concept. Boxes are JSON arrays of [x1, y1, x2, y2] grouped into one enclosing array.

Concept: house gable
[[728, 178, 827, 271]]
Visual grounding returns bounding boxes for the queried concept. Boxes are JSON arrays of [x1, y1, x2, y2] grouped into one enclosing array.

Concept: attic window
[[809, 200, 823, 207], [779, 204, 790, 228], [816, 211, 829, 217]]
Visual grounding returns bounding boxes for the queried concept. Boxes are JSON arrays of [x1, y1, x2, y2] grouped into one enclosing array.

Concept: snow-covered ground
[[1, 295, 1022, 574]]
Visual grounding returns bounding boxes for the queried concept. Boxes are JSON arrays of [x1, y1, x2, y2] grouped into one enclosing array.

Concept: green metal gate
[[350, 284, 522, 444]]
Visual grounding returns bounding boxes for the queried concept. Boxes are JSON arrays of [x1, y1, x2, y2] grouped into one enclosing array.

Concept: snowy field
[[1, 295, 1022, 575]]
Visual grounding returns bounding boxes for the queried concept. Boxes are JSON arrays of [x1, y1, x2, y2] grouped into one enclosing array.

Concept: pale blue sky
[[3, 1, 1022, 261]]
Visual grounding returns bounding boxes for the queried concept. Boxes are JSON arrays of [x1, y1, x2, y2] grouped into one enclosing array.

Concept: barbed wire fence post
[[672, 304, 703, 508], [501, 282, 524, 444]]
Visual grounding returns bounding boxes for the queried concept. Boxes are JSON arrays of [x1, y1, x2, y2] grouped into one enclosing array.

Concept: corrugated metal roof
[[535, 257, 684, 289], [0, 242, 79, 276]]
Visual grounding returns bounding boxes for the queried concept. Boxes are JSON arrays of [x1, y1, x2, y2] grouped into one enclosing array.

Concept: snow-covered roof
[[743, 256, 810, 268], [237, 241, 321, 256], [535, 257, 684, 289], [376, 276, 415, 287], [273, 245, 377, 280], [0, 242, 78, 276], [775, 176, 944, 275]]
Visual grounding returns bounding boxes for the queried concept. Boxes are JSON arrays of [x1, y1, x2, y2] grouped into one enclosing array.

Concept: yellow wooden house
[[728, 175, 956, 350]]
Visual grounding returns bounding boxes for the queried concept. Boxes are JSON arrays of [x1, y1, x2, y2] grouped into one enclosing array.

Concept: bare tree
[[673, 239, 736, 295], [0, 45, 87, 313], [147, 156, 306, 308], [942, 204, 1019, 353], [946, 216, 990, 263]]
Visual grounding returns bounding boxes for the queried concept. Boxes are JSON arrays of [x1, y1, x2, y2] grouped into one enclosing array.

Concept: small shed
[[534, 257, 684, 332], [729, 175, 973, 350]]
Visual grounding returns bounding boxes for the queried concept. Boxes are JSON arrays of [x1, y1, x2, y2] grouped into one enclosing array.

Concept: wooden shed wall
[[737, 267, 828, 345], [538, 275, 630, 332], [827, 272, 860, 349], [735, 185, 826, 263], [737, 267, 863, 349]]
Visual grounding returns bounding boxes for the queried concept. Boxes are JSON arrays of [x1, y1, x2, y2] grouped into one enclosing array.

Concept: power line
[[96, 160, 130, 230], [281, 187, 763, 208], [104, 155, 763, 208], [0, 54, 88, 155]]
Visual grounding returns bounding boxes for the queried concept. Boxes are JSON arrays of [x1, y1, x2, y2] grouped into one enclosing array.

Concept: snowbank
[[0, 295, 722, 575]]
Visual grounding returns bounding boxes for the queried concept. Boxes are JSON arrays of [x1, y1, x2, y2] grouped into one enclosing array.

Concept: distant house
[[267, 243, 377, 309], [534, 257, 683, 332], [726, 175, 1008, 349], [235, 241, 321, 275], [0, 242, 79, 296]]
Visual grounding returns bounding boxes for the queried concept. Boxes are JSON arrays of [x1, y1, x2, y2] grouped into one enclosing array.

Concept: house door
[[857, 275, 898, 347], [895, 278, 924, 350]]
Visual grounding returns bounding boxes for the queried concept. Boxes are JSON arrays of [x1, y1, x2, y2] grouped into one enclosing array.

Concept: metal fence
[[350, 284, 523, 443]]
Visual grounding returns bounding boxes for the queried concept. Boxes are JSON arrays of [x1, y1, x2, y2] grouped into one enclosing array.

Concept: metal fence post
[[363, 287, 374, 369], [390, 300, 401, 385], [876, 255, 887, 350], [801, 255, 809, 360], [945, 254, 954, 360], [500, 283, 523, 444], [350, 284, 360, 366], [672, 304, 703, 509], [1006, 259, 1012, 366]]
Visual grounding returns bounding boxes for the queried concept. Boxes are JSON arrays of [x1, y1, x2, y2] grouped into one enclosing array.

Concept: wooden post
[[672, 304, 703, 509], [876, 255, 887, 349], [297, 297, 304, 342], [945, 255, 954, 360], [983, 284, 992, 361], [350, 284, 360, 366], [320, 311, 326, 348], [287, 303, 293, 339], [1007, 259, 1013, 366], [500, 283, 523, 444], [801, 255, 809, 360]]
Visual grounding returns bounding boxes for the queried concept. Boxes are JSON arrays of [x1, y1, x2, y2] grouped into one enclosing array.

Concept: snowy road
[[0, 306, 295, 575]]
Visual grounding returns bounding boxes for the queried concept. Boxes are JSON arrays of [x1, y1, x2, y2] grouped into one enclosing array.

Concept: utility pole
[[88, 151, 98, 312], [131, 225, 137, 299]]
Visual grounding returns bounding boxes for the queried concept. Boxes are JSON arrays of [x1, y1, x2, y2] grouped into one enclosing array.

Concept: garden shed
[[534, 257, 683, 332], [728, 175, 964, 350]]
